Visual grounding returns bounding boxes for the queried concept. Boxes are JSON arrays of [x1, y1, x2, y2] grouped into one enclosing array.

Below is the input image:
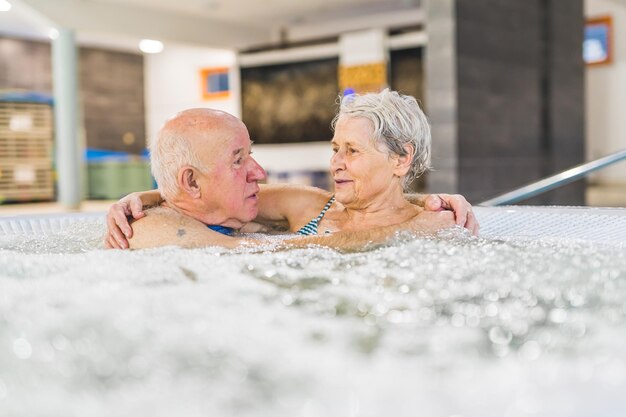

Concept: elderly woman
[[105, 89, 478, 249]]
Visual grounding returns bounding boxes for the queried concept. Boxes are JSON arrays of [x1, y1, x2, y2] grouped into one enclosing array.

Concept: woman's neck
[[339, 183, 415, 225]]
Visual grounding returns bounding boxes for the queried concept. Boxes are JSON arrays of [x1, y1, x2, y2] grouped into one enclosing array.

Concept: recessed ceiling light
[[48, 28, 59, 40], [139, 39, 164, 54], [0, 0, 12, 12]]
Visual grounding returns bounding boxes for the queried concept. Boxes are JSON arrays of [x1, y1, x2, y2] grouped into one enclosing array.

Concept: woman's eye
[[348, 148, 357, 154], [332, 148, 338, 153], [235, 157, 243, 165]]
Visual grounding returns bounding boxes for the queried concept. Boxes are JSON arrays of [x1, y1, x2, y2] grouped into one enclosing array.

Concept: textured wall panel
[[0, 37, 146, 154]]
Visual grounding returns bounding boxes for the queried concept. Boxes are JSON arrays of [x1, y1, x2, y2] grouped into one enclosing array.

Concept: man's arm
[[108, 184, 328, 248], [255, 183, 332, 231]]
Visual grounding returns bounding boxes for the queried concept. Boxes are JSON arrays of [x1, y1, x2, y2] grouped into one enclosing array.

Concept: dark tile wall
[[390, 47, 428, 192], [0, 37, 146, 154], [455, 0, 584, 205], [390, 47, 424, 102]]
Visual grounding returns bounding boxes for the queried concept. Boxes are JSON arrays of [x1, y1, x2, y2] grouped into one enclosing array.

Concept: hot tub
[[0, 206, 624, 417]]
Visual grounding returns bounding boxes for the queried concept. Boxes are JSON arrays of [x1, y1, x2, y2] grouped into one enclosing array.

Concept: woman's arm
[[104, 185, 330, 249], [128, 208, 456, 251], [105, 190, 162, 249]]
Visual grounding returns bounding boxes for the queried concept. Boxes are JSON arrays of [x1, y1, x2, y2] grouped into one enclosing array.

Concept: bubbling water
[[0, 225, 625, 417]]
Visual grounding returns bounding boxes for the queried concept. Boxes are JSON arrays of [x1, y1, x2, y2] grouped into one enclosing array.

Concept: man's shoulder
[[128, 206, 207, 249]]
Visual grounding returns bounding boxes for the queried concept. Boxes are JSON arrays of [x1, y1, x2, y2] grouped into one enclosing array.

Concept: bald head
[[150, 108, 249, 201], [162, 108, 243, 139]]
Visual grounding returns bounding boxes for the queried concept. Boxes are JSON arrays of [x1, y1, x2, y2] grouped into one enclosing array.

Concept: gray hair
[[331, 89, 431, 189], [149, 116, 209, 201]]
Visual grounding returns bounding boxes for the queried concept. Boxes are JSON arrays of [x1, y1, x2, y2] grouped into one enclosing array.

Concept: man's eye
[[332, 148, 338, 153], [348, 148, 357, 154], [235, 157, 243, 165]]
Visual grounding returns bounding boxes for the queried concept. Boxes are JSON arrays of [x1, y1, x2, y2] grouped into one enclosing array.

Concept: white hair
[[332, 89, 431, 190], [149, 117, 209, 201]]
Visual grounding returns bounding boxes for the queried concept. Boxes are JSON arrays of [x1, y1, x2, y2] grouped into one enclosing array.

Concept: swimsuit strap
[[207, 224, 235, 236], [315, 196, 335, 222], [296, 195, 335, 236]]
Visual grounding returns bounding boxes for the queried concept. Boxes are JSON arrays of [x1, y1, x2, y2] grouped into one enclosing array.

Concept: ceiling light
[[0, 0, 12, 12], [139, 39, 164, 54], [48, 28, 59, 40]]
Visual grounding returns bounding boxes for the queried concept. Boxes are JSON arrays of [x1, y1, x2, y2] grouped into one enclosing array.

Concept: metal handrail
[[480, 148, 626, 206]]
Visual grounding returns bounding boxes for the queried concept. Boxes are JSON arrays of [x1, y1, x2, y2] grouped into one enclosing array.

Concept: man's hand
[[104, 193, 146, 249], [423, 193, 479, 235]]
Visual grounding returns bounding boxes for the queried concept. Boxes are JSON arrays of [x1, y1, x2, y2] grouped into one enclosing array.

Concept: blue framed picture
[[584, 16, 612, 66], [200, 67, 230, 100]]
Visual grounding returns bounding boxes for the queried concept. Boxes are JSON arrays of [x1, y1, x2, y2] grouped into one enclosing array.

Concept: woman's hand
[[103, 192, 148, 249], [423, 193, 479, 235]]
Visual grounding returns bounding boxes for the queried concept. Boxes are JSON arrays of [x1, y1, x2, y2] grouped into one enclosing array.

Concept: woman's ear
[[178, 166, 201, 198], [393, 144, 414, 177]]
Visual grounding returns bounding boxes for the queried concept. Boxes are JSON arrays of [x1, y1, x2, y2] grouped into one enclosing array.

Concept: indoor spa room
[[0, 0, 625, 416]]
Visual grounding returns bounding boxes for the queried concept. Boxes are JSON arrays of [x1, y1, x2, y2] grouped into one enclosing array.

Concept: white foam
[[0, 207, 625, 416]]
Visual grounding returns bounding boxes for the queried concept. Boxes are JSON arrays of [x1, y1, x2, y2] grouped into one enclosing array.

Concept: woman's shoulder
[[411, 209, 456, 232]]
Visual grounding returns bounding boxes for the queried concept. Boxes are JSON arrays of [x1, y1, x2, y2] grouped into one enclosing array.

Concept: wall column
[[425, 0, 585, 205], [52, 28, 82, 209]]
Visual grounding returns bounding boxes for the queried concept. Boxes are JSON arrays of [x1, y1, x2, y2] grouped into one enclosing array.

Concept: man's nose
[[247, 157, 267, 181]]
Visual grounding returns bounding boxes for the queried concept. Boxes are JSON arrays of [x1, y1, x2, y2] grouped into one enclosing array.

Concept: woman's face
[[330, 116, 404, 207]]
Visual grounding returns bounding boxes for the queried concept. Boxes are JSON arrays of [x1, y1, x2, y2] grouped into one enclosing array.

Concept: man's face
[[196, 122, 266, 228]]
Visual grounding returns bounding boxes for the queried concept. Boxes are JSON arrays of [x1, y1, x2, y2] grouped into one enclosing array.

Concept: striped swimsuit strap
[[296, 196, 336, 236]]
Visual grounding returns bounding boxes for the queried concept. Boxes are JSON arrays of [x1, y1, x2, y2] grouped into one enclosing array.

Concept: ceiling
[[91, 0, 419, 26], [0, 0, 422, 51]]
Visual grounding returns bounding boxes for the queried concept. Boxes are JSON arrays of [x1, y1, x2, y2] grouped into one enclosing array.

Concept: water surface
[[0, 222, 625, 417]]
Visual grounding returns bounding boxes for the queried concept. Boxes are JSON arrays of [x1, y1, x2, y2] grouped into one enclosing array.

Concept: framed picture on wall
[[200, 67, 230, 100], [584, 16, 612, 66]]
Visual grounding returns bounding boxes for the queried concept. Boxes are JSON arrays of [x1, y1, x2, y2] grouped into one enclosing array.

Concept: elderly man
[[107, 108, 476, 250]]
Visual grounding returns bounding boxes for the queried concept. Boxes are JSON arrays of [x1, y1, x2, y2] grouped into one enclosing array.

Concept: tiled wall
[[79, 47, 145, 154], [0, 37, 146, 154], [427, 0, 585, 205]]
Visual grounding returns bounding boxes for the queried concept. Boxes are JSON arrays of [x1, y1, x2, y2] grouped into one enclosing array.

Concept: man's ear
[[178, 166, 201, 198], [393, 144, 414, 177]]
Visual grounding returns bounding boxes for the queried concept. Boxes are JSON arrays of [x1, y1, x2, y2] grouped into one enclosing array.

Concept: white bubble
[[549, 308, 567, 324], [485, 303, 498, 317], [51, 334, 69, 351], [489, 327, 512, 345], [451, 313, 465, 327], [0, 378, 6, 400], [386, 309, 404, 324], [519, 340, 541, 361], [281, 294, 294, 306], [13, 337, 32, 359]]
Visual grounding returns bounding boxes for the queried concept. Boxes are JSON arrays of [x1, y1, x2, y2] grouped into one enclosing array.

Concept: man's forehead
[[209, 122, 250, 147], [224, 136, 253, 154]]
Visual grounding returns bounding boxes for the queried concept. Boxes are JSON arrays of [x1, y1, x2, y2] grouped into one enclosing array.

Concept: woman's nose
[[330, 152, 344, 172]]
